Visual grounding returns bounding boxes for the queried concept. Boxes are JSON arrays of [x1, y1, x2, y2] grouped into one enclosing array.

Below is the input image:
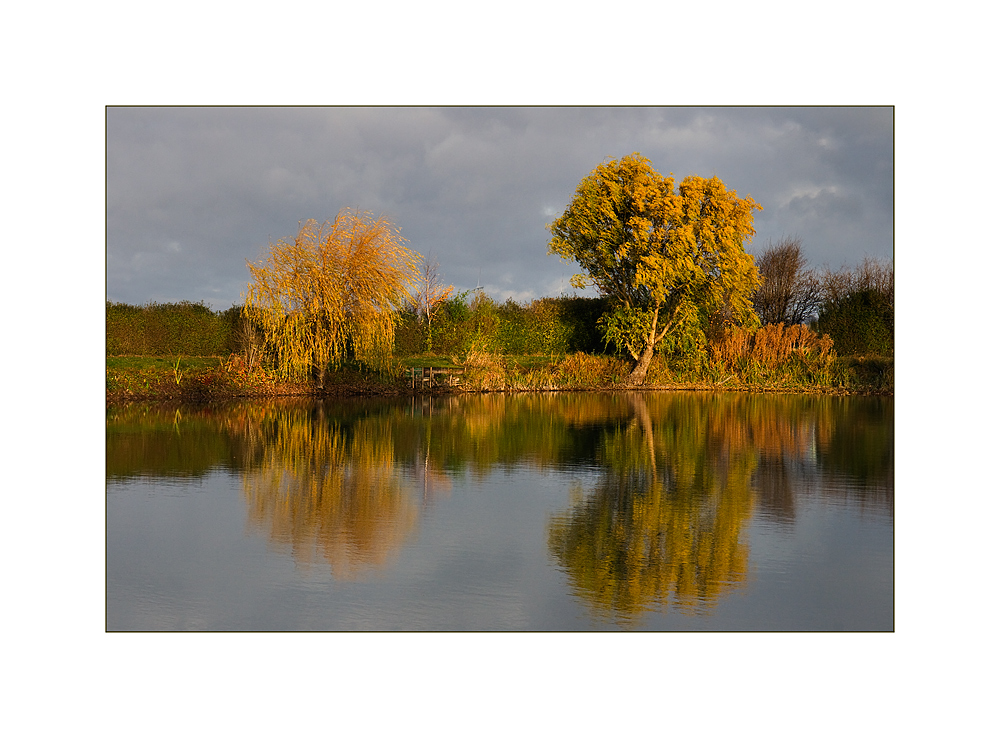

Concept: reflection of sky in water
[[742, 498, 892, 631], [109, 467, 591, 630], [108, 461, 892, 631]]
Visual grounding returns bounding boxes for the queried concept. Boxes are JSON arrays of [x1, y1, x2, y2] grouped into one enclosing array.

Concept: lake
[[106, 391, 893, 631]]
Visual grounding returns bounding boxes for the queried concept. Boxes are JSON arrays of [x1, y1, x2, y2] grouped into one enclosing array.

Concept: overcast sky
[[106, 106, 892, 310]]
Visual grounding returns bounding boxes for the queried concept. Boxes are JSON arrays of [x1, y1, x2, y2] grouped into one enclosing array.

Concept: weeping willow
[[244, 210, 421, 384]]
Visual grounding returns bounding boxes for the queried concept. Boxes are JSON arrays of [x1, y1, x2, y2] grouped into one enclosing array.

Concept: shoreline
[[106, 353, 892, 405], [106, 379, 886, 405]]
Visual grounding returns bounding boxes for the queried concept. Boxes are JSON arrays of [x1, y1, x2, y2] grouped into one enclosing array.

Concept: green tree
[[244, 210, 420, 388], [548, 153, 762, 385], [817, 288, 893, 356]]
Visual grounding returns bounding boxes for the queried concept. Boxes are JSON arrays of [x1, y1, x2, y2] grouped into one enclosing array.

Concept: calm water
[[106, 391, 893, 631]]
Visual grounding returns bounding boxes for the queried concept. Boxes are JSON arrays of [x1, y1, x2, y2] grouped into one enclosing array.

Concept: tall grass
[[554, 352, 629, 388], [708, 323, 836, 387]]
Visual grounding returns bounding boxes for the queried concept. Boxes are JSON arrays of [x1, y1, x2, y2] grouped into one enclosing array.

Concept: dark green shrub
[[816, 288, 893, 357], [554, 296, 612, 353], [394, 309, 425, 356], [815, 257, 893, 358]]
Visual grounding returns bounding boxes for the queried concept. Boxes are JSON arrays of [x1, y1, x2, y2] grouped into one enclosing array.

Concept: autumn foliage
[[548, 153, 762, 385], [243, 210, 420, 386], [708, 322, 836, 385]]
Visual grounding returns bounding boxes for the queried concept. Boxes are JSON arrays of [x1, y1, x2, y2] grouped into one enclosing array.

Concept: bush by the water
[[815, 258, 893, 357], [816, 288, 893, 357]]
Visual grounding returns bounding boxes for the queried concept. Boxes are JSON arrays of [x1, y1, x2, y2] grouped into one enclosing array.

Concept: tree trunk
[[625, 306, 663, 386], [625, 342, 655, 386], [313, 356, 327, 392]]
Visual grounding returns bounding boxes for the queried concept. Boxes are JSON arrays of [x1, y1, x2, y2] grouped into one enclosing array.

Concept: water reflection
[[107, 392, 893, 623], [240, 404, 419, 579], [548, 393, 757, 623]]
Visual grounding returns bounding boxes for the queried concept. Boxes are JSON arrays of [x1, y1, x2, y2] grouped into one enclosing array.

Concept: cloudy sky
[[106, 106, 892, 310]]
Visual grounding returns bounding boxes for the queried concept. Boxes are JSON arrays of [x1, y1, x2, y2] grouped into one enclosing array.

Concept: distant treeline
[[394, 293, 611, 357], [107, 264, 893, 361], [106, 295, 613, 358]]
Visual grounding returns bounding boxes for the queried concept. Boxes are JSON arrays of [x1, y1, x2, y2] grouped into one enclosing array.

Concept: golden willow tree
[[548, 153, 762, 385], [244, 210, 420, 388]]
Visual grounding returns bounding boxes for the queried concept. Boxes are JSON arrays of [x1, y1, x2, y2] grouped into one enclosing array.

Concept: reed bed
[[707, 323, 836, 388]]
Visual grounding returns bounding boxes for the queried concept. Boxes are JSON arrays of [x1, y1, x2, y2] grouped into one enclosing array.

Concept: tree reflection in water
[[548, 393, 757, 623], [107, 393, 892, 615], [241, 403, 419, 580]]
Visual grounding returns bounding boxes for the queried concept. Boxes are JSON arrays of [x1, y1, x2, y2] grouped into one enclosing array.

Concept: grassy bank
[[107, 351, 892, 403]]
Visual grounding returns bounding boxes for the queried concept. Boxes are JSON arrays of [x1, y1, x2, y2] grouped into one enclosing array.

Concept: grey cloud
[[786, 187, 863, 220], [107, 106, 893, 310]]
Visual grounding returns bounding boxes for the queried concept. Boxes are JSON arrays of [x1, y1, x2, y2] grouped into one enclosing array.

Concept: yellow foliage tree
[[244, 210, 420, 387], [548, 153, 762, 385]]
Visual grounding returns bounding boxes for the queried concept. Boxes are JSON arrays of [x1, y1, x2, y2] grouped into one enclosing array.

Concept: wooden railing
[[406, 366, 466, 388]]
